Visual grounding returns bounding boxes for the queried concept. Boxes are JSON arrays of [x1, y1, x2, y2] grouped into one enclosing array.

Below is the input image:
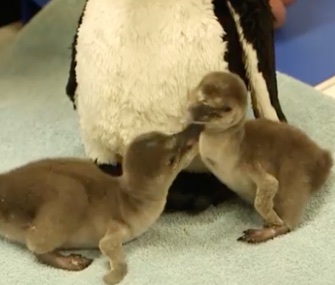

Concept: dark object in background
[[164, 172, 236, 213], [21, 0, 51, 24], [0, 1, 21, 27], [0, 0, 51, 27]]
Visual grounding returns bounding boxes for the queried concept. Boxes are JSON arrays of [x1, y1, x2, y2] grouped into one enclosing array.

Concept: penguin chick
[[187, 71, 333, 243], [0, 124, 202, 284]]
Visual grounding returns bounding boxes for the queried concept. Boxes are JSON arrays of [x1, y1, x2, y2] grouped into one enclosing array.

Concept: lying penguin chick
[[188, 71, 333, 243], [0, 124, 201, 285]]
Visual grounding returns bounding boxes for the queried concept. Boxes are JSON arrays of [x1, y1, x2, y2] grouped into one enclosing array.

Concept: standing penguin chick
[[187, 71, 333, 243], [0, 125, 202, 284]]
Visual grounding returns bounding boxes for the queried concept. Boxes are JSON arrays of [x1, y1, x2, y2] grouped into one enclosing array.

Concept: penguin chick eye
[[167, 155, 177, 166], [185, 144, 193, 151], [221, 106, 232, 113]]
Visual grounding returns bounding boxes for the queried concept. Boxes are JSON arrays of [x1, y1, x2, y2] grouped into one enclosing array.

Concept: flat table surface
[[275, 0, 335, 86]]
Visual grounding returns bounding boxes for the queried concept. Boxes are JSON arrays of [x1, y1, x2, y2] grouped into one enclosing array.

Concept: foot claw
[[237, 231, 258, 243], [237, 236, 246, 242], [238, 225, 290, 244], [238, 228, 268, 243]]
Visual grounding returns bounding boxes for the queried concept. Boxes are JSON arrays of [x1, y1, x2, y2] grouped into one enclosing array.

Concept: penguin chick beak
[[188, 103, 212, 123]]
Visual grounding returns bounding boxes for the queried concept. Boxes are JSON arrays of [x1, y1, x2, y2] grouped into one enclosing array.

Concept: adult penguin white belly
[[66, 0, 287, 213]]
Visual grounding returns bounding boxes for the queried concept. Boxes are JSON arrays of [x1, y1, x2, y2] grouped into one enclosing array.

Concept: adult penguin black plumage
[[66, 0, 286, 213]]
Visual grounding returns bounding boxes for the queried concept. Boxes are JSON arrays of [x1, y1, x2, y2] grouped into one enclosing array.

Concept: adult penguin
[[66, 0, 287, 213]]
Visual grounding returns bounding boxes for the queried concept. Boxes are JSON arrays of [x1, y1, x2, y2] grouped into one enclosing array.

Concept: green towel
[[0, 0, 334, 284]]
